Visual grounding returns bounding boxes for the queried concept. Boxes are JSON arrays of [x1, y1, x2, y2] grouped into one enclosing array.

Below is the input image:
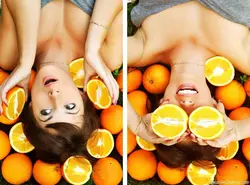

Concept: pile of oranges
[[0, 58, 123, 185], [123, 58, 250, 184]]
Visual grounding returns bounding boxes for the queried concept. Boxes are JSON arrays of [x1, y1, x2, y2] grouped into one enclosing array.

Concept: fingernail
[[177, 137, 181, 142], [218, 100, 222, 103]]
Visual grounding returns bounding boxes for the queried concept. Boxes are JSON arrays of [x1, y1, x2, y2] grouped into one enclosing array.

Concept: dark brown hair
[[21, 95, 100, 164], [155, 142, 220, 168]]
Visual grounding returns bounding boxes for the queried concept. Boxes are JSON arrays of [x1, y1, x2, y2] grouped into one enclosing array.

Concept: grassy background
[[127, 1, 250, 185]]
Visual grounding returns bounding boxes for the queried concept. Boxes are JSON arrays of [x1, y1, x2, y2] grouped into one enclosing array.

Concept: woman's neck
[[169, 41, 214, 76]]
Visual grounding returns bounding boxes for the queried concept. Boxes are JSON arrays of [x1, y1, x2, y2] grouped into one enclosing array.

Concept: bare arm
[[84, 0, 122, 104], [6, 0, 41, 68], [235, 118, 250, 141], [85, 0, 122, 54], [127, 101, 141, 135]]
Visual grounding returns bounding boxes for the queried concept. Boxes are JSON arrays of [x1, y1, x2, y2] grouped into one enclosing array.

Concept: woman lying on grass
[[0, 0, 122, 163], [128, 0, 250, 168]]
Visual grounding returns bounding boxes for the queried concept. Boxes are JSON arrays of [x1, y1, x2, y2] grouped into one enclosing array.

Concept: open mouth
[[176, 83, 198, 95], [43, 76, 58, 87]]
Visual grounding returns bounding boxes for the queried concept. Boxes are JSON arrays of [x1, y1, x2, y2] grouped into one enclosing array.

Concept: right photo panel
[[127, 1, 250, 185]]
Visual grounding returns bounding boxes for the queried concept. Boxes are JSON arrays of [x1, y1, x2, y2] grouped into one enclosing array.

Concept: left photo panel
[[0, 0, 123, 185]]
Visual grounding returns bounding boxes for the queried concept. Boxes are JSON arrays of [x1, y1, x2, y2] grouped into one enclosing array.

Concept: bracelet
[[89, 20, 109, 30]]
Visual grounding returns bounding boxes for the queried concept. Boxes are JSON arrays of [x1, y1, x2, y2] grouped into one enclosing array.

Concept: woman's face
[[161, 73, 214, 115], [31, 65, 84, 128]]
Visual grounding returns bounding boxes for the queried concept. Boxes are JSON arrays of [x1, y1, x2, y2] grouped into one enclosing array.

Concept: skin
[[128, 1, 250, 147], [0, 0, 122, 128]]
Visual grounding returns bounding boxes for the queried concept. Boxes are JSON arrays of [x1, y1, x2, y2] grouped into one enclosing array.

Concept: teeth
[[177, 89, 197, 95]]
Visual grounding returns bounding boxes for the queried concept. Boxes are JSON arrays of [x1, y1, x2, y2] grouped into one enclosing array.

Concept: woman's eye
[[65, 103, 76, 110], [40, 109, 52, 116]]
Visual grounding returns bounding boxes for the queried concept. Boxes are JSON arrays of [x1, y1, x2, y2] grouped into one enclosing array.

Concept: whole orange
[[33, 160, 62, 185], [116, 129, 137, 156], [229, 107, 250, 120], [28, 69, 36, 91], [92, 157, 123, 185], [0, 70, 9, 84], [2, 153, 32, 184], [242, 138, 250, 161], [157, 162, 186, 185], [100, 105, 123, 134], [215, 80, 246, 110], [128, 149, 157, 181], [216, 159, 248, 185], [142, 64, 170, 94], [0, 130, 11, 160], [244, 77, 250, 96], [128, 90, 151, 116], [116, 68, 142, 93]]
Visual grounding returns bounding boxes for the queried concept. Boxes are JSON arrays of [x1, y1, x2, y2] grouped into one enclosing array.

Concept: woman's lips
[[43, 76, 58, 87], [176, 83, 198, 96]]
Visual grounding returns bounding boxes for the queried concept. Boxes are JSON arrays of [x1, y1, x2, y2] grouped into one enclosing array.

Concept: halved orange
[[187, 161, 217, 185], [0, 114, 19, 125], [86, 79, 112, 109], [216, 141, 239, 160], [63, 156, 92, 185], [205, 56, 235, 86], [189, 106, 225, 140], [136, 136, 156, 151], [151, 104, 188, 139], [69, 58, 84, 88], [9, 122, 34, 153], [3, 87, 25, 121], [87, 129, 114, 158]]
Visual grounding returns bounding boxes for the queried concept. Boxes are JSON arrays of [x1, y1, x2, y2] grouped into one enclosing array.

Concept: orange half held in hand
[[87, 79, 112, 109], [69, 58, 84, 88], [187, 161, 217, 185], [216, 141, 239, 160], [63, 156, 92, 185], [151, 104, 188, 139], [189, 106, 225, 140], [136, 136, 156, 151], [3, 87, 25, 121], [87, 129, 114, 158], [9, 122, 34, 153], [205, 56, 235, 86]]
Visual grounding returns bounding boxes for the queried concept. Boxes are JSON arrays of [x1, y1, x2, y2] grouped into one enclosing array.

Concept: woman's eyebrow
[[39, 116, 53, 122], [65, 109, 80, 115]]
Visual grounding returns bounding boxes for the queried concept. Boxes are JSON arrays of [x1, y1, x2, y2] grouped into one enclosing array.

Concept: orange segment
[[151, 104, 188, 139], [87, 79, 112, 109], [3, 87, 25, 121], [63, 156, 92, 185], [136, 136, 156, 151], [216, 141, 239, 160], [87, 129, 114, 158], [205, 56, 235, 86], [69, 58, 84, 88], [0, 114, 19, 125], [9, 122, 34, 153], [187, 161, 217, 185], [189, 106, 225, 140]]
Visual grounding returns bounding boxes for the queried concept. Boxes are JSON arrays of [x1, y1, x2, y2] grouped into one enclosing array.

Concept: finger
[[103, 75, 114, 102], [212, 98, 218, 107], [83, 72, 91, 92], [205, 140, 223, 148], [162, 137, 181, 146], [216, 101, 226, 115], [153, 137, 170, 144], [197, 138, 208, 146]]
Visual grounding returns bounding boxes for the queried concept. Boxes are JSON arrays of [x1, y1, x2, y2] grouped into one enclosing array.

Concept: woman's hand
[[191, 101, 238, 148], [83, 52, 119, 104], [0, 64, 31, 113], [134, 113, 188, 146]]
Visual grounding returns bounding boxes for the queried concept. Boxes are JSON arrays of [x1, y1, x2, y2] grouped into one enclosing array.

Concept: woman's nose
[[48, 90, 60, 97], [180, 100, 195, 107]]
